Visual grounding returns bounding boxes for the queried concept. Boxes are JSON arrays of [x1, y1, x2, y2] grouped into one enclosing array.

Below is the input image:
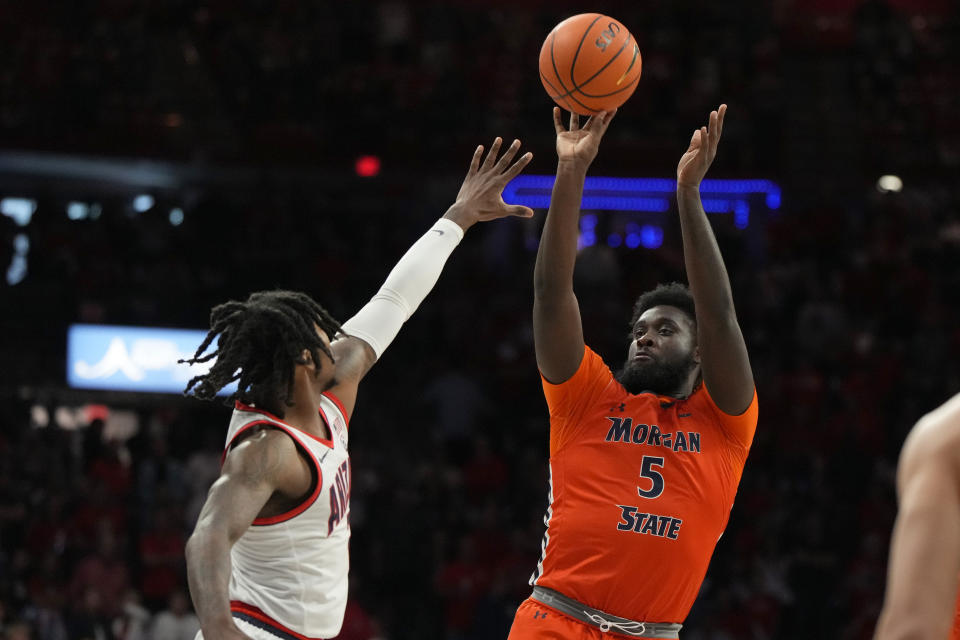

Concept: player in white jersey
[[180, 137, 534, 640]]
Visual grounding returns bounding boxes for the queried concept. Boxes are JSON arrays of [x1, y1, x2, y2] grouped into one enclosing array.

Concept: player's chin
[[622, 358, 654, 375], [615, 360, 652, 387]]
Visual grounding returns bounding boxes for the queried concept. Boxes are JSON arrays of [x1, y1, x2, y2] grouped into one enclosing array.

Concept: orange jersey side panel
[[952, 587, 960, 640], [532, 347, 758, 623]]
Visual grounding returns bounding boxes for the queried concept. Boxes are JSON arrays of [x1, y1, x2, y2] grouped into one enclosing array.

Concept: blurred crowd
[[1, 1, 959, 639], [0, 0, 956, 177]]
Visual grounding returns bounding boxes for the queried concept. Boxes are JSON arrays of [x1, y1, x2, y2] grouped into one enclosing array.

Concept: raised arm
[[533, 108, 615, 383], [875, 394, 960, 640], [329, 138, 534, 416], [675, 105, 754, 414], [186, 431, 311, 640]]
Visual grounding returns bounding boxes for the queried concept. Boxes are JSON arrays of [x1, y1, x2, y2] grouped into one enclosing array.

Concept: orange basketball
[[539, 13, 642, 116]]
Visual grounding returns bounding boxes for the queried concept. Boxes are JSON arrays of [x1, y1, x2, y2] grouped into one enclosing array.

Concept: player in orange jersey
[[875, 392, 960, 640], [507, 104, 757, 639]]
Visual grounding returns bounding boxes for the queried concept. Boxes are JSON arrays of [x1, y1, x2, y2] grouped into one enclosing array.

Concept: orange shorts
[[507, 597, 676, 640]]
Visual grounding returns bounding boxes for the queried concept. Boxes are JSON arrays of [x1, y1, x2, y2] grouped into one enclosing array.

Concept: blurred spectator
[[333, 599, 382, 640], [69, 525, 130, 619], [148, 591, 197, 640], [20, 583, 68, 640], [2, 620, 33, 640], [423, 359, 488, 451], [138, 507, 186, 610], [182, 433, 220, 529], [65, 588, 112, 640], [435, 539, 491, 640], [461, 437, 508, 502], [117, 591, 151, 640], [136, 435, 187, 529], [86, 425, 132, 499]]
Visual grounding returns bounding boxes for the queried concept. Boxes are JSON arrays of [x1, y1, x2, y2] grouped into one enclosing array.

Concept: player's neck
[[282, 380, 327, 438], [671, 369, 701, 400]]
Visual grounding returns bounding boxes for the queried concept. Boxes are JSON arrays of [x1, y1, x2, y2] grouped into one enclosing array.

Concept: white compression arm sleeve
[[340, 217, 464, 359]]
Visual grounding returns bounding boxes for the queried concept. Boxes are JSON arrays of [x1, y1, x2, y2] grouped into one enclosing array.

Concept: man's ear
[[693, 345, 701, 365], [300, 349, 314, 368]]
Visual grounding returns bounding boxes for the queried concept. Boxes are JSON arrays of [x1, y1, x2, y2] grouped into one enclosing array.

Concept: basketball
[[539, 13, 642, 116]]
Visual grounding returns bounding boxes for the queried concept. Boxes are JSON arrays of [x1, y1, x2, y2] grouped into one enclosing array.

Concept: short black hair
[[180, 290, 341, 416], [629, 282, 697, 329]]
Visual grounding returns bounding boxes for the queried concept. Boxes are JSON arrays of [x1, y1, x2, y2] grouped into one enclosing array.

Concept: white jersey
[[224, 394, 351, 640]]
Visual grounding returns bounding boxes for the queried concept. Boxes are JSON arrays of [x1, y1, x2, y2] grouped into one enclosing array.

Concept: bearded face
[[615, 349, 698, 396], [615, 305, 700, 397]]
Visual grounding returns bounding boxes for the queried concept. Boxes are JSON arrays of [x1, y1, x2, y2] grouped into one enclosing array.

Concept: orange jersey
[[953, 588, 960, 640], [530, 346, 758, 623]]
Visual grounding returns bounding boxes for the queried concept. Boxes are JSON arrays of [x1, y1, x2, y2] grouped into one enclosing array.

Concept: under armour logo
[[610, 403, 626, 413], [533, 610, 548, 620]]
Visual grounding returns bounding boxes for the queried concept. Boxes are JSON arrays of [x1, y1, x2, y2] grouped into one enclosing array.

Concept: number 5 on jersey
[[638, 456, 665, 499]]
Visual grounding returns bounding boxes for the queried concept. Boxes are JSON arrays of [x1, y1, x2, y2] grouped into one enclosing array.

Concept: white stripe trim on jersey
[[530, 462, 555, 585]]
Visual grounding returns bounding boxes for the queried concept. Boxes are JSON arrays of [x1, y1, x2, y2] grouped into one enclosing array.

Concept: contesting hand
[[677, 104, 726, 189], [554, 107, 616, 171], [443, 138, 534, 231]]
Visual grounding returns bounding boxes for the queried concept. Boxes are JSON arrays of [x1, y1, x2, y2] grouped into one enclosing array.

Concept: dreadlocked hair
[[629, 282, 697, 329], [180, 290, 342, 416]]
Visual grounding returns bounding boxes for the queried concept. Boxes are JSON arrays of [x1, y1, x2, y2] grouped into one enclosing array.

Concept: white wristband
[[340, 217, 464, 359]]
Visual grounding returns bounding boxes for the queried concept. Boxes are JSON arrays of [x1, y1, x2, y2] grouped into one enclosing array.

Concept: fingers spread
[[493, 139, 522, 173], [481, 137, 503, 171], [569, 111, 580, 132], [603, 108, 618, 128], [580, 109, 615, 135], [717, 103, 727, 137], [468, 144, 484, 175], [594, 108, 616, 132], [553, 107, 565, 135], [501, 151, 534, 182]]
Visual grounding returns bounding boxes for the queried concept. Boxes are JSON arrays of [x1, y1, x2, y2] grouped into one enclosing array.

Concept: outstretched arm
[[875, 394, 960, 640], [186, 431, 310, 640], [675, 105, 754, 414], [329, 139, 534, 416], [534, 108, 615, 383]]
